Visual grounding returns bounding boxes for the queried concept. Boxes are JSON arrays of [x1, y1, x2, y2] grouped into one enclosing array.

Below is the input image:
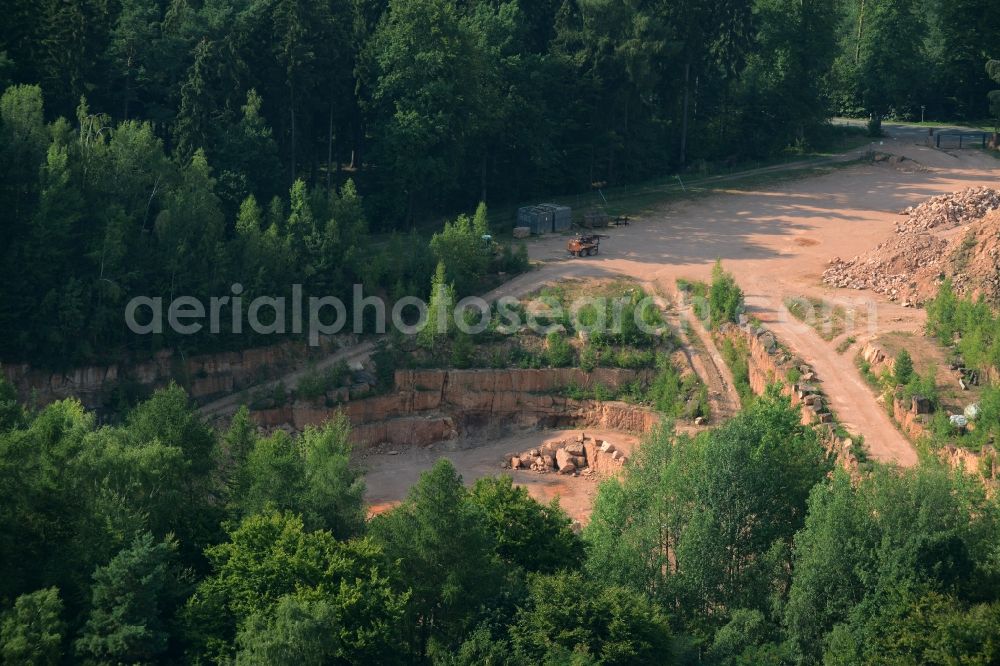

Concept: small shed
[[517, 205, 555, 234], [537, 203, 572, 232]]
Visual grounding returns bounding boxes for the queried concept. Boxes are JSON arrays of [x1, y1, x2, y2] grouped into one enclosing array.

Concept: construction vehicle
[[567, 234, 609, 257]]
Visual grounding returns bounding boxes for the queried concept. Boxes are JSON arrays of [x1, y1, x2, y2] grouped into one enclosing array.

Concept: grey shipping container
[[537, 203, 572, 231], [517, 205, 554, 234]]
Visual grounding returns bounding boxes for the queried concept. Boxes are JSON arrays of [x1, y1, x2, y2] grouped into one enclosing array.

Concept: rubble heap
[[822, 188, 1000, 305], [502, 433, 627, 476], [895, 187, 1000, 235], [940, 210, 1000, 304], [822, 235, 948, 302]]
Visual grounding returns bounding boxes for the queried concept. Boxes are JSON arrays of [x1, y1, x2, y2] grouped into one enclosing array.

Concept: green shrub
[[618, 380, 646, 404], [709, 260, 744, 329], [647, 354, 685, 416], [685, 383, 710, 420], [430, 207, 492, 296], [250, 381, 288, 409], [613, 348, 655, 369], [489, 349, 506, 369], [857, 355, 876, 384], [563, 382, 615, 401], [451, 333, 475, 368], [296, 362, 350, 400], [902, 366, 937, 409], [296, 372, 326, 401], [721, 338, 753, 404], [545, 331, 574, 368], [516, 348, 543, 369], [928, 410, 953, 446], [372, 342, 401, 389], [894, 350, 914, 385], [589, 289, 662, 348], [592, 383, 613, 402], [499, 242, 530, 274], [580, 344, 598, 372]]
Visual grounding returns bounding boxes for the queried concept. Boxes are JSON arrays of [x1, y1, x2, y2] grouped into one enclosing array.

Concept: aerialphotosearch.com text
[[124, 283, 670, 345]]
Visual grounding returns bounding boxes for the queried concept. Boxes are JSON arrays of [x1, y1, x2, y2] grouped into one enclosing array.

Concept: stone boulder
[[555, 448, 574, 471]]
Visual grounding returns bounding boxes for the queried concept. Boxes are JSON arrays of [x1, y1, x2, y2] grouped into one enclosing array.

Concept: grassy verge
[[484, 130, 870, 234], [720, 337, 753, 406], [886, 119, 998, 132], [784, 296, 867, 342], [835, 336, 856, 354]]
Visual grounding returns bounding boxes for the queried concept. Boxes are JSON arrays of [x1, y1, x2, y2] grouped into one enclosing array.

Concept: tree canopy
[[0, 377, 998, 662]]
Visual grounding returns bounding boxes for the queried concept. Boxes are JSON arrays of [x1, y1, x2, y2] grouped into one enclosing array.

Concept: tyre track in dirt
[[644, 281, 741, 423], [748, 292, 918, 466]]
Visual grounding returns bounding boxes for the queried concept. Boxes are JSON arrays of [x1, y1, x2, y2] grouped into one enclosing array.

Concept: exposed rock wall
[[942, 444, 997, 484], [352, 417, 458, 449], [861, 340, 998, 482], [892, 394, 930, 441], [3, 337, 343, 410], [250, 367, 660, 449], [720, 323, 834, 426], [719, 322, 859, 470], [859, 342, 895, 377]]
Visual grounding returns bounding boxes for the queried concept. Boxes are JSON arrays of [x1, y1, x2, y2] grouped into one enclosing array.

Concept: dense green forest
[[1, 0, 998, 367], [2, 380, 997, 664]]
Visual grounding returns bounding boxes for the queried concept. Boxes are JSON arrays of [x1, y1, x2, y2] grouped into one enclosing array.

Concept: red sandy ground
[[365, 122, 1000, 519], [364, 429, 638, 524]]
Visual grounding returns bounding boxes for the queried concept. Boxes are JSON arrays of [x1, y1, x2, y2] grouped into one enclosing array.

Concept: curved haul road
[[210, 123, 995, 467], [757, 295, 918, 466], [483, 123, 1000, 467]]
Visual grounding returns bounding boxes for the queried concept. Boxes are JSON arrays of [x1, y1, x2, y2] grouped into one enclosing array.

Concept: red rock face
[[8, 336, 342, 409], [248, 367, 660, 451]]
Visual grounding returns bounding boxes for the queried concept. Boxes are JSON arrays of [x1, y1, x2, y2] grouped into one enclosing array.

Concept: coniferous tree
[[75, 533, 177, 664], [420, 261, 455, 347]]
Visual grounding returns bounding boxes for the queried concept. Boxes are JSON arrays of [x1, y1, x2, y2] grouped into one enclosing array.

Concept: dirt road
[[213, 123, 996, 484], [484, 124, 1000, 466], [760, 300, 918, 465]]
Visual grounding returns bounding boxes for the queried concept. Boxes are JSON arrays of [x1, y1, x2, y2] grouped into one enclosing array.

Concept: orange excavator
[[566, 234, 609, 257]]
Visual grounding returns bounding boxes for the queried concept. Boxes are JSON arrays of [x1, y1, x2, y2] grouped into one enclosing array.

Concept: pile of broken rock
[[502, 433, 627, 476], [822, 187, 1000, 305], [895, 187, 1000, 235]]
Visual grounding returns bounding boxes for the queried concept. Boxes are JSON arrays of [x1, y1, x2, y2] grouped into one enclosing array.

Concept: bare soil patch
[[362, 428, 640, 524], [483, 124, 1000, 466]]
